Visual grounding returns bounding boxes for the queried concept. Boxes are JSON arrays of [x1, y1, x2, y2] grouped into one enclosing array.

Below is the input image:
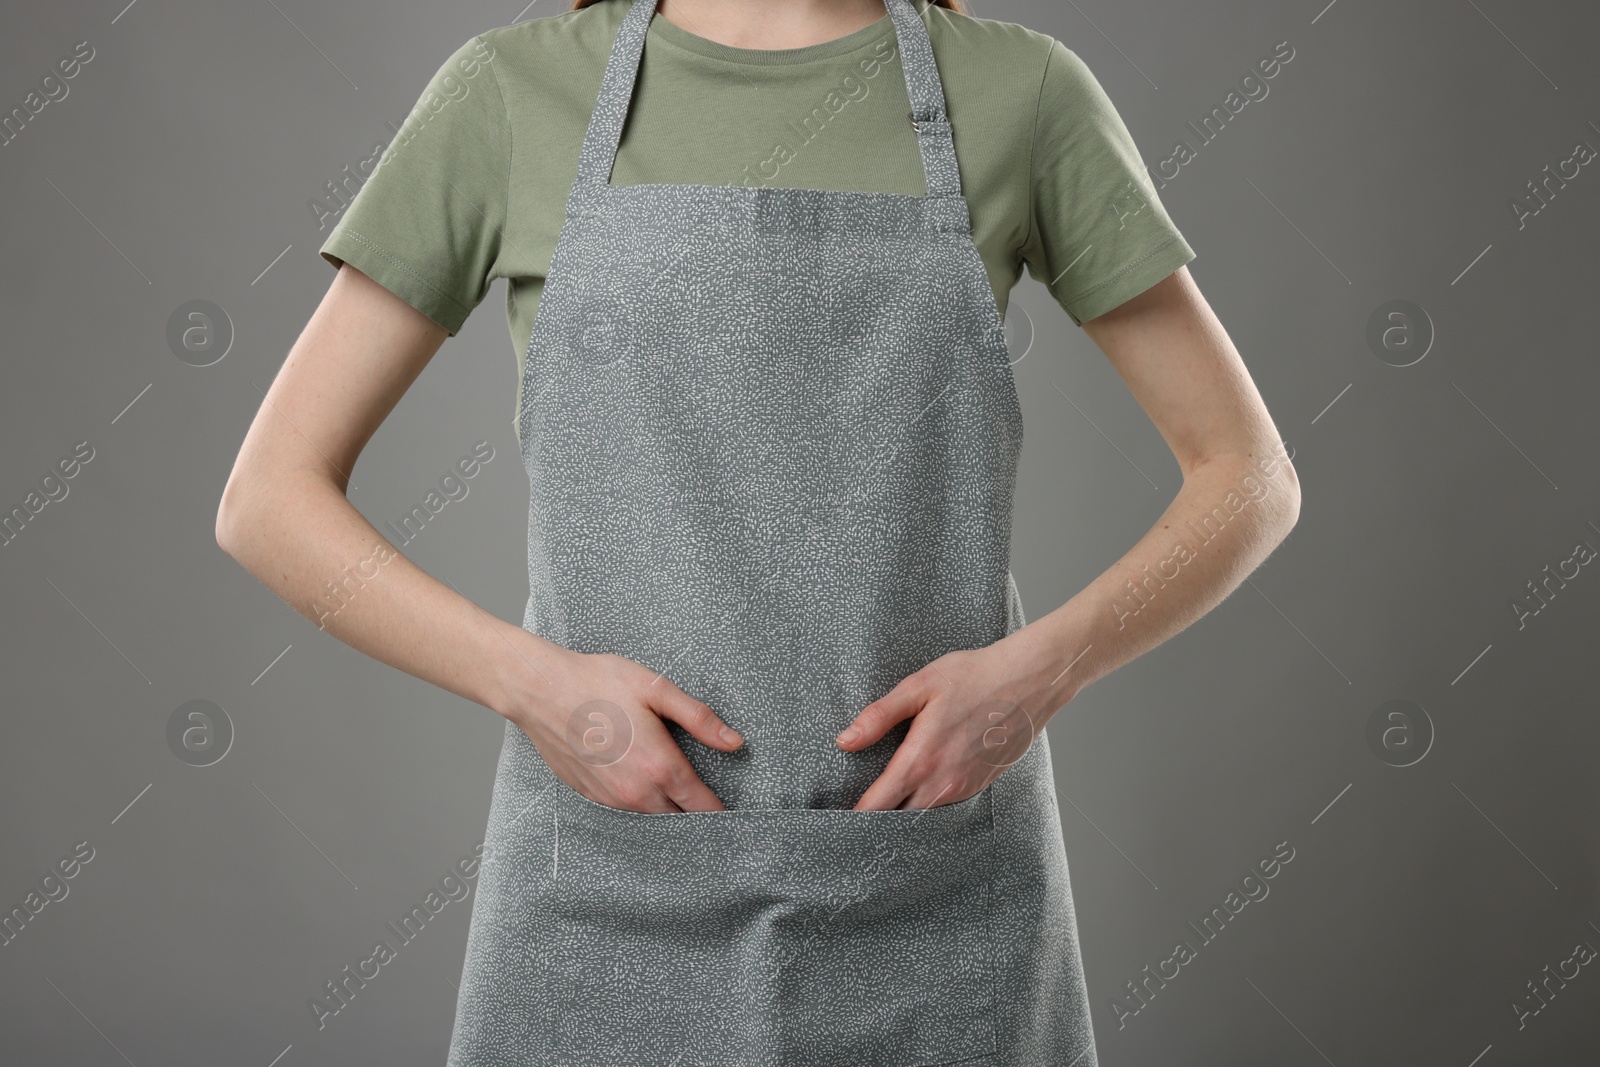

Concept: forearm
[[216, 470, 558, 720], [1006, 447, 1301, 717]]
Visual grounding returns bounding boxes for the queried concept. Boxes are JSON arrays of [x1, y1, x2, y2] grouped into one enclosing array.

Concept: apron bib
[[448, 1, 1098, 1063]]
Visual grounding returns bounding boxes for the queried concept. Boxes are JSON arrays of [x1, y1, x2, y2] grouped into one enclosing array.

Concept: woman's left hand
[[835, 633, 1072, 811]]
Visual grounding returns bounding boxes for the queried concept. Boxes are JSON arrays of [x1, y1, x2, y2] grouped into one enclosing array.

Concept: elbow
[[216, 464, 336, 562], [1275, 459, 1303, 534], [215, 465, 264, 560], [214, 479, 245, 559]]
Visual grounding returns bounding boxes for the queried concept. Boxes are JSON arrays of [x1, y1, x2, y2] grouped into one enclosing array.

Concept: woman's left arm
[[840, 266, 1302, 809]]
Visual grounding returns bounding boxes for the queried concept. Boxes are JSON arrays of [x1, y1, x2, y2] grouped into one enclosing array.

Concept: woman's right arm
[[215, 264, 742, 811]]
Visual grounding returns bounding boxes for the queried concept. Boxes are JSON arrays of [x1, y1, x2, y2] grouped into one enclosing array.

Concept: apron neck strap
[[573, 0, 963, 198]]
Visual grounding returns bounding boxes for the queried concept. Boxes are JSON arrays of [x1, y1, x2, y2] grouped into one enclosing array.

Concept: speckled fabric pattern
[[446, 0, 1098, 1063]]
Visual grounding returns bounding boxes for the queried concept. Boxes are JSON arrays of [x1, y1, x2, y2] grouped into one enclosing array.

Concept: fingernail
[[720, 726, 742, 747], [838, 726, 860, 745]]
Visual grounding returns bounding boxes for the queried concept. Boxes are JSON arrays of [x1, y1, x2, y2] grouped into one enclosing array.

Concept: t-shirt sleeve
[[317, 34, 509, 336], [1021, 39, 1196, 327]]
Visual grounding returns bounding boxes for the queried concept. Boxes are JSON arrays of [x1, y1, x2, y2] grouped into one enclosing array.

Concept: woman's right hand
[[213, 266, 740, 815], [505, 643, 743, 813]]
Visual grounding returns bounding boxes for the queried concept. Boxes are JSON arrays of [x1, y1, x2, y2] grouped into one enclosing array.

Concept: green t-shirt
[[318, 0, 1195, 428]]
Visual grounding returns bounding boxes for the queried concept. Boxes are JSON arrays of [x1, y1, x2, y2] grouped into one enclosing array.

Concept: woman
[[218, 0, 1300, 1063]]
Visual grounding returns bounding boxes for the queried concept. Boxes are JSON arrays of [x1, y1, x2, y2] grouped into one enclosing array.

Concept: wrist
[[483, 623, 575, 727], [1000, 609, 1092, 721]]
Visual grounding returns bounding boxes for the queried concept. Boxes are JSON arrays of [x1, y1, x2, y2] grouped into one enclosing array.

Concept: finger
[[648, 681, 744, 752], [642, 742, 727, 813], [659, 770, 726, 813], [646, 789, 687, 814], [621, 719, 728, 813], [851, 748, 919, 811], [837, 676, 928, 750], [899, 779, 964, 811], [604, 776, 685, 814], [633, 788, 687, 814]]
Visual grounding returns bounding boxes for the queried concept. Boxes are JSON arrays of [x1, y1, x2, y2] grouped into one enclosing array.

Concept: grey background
[[2, 0, 1597, 1064]]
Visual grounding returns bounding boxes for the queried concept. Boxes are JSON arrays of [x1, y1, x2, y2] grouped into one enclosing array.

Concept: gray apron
[[447, 1, 1098, 1063]]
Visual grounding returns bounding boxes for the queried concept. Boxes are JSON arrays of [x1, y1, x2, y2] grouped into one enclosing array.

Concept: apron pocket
[[539, 777, 999, 1066]]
